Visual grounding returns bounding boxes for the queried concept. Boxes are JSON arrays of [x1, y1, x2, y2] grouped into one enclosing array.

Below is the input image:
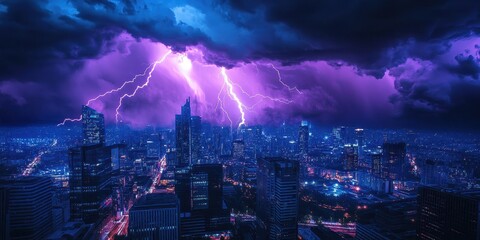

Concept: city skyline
[[1, 1, 480, 240]]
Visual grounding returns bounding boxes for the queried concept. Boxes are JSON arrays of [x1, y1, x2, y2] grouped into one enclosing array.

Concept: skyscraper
[[257, 158, 300, 240], [69, 144, 112, 225], [175, 98, 202, 167], [81, 105, 105, 145], [0, 176, 53, 240], [371, 151, 383, 177], [298, 122, 309, 155], [176, 98, 191, 166], [128, 193, 180, 240], [382, 142, 406, 180], [177, 164, 229, 238], [343, 144, 359, 171], [354, 128, 364, 147], [191, 116, 202, 164], [233, 139, 245, 160], [340, 126, 347, 145], [417, 186, 480, 240]]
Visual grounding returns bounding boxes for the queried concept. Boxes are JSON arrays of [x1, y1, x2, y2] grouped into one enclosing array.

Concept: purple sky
[[0, 1, 479, 130]]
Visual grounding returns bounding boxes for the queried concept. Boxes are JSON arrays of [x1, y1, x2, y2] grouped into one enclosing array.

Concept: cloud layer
[[0, 0, 479, 130]]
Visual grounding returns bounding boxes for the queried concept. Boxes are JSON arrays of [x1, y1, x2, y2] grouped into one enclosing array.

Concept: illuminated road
[[103, 154, 166, 239], [22, 139, 57, 176]]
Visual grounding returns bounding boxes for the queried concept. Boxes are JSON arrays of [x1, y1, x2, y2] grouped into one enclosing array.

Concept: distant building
[[355, 128, 364, 147], [146, 135, 161, 159], [343, 144, 358, 171], [233, 139, 245, 160], [81, 105, 105, 145], [420, 159, 446, 186], [257, 157, 299, 240], [382, 142, 406, 180], [298, 123, 309, 155], [128, 193, 179, 240], [69, 144, 112, 225], [110, 143, 127, 171], [0, 176, 53, 240], [417, 186, 480, 240], [371, 151, 383, 177]]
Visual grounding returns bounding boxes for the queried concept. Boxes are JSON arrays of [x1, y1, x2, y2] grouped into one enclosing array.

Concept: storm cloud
[[0, 0, 479, 130]]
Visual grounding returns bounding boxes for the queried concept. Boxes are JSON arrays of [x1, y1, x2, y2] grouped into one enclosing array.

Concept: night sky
[[0, 0, 479, 130]]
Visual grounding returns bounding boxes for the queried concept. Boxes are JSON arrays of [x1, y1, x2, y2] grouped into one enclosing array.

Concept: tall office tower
[[417, 186, 480, 240], [81, 105, 105, 145], [69, 144, 112, 225], [176, 98, 192, 166], [343, 144, 359, 171], [110, 143, 127, 172], [298, 122, 309, 155], [340, 126, 347, 144], [382, 142, 406, 180], [354, 128, 364, 147], [355, 128, 364, 159], [371, 152, 383, 176], [257, 158, 300, 240], [0, 176, 53, 240], [233, 139, 245, 160], [178, 164, 229, 238], [213, 126, 232, 157], [128, 193, 180, 240], [191, 164, 223, 212], [146, 134, 161, 159], [191, 116, 202, 164]]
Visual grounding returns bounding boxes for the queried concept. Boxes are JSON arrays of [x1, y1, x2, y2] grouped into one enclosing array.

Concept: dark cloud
[[449, 53, 480, 79], [224, 0, 480, 76], [389, 58, 480, 130], [0, 0, 479, 129]]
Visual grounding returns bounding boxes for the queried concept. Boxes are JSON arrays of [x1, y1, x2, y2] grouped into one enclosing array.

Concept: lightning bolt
[[230, 81, 292, 104], [214, 83, 233, 128], [221, 67, 246, 128], [115, 50, 172, 122], [270, 64, 302, 94], [57, 115, 82, 126], [85, 62, 156, 106]]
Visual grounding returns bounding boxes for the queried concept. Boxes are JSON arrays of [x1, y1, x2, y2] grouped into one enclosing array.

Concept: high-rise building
[[146, 134, 161, 159], [128, 193, 180, 240], [69, 144, 112, 225], [233, 139, 245, 160], [298, 122, 309, 155], [417, 186, 480, 240], [340, 126, 347, 145], [355, 128, 364, 147], [382, 142, 406, 180], [213, 126, 232, 157], [177, 164, 229, 238], [81, 105, 105, 145], [0, 176, 53, 240], [176, 98, 192, 167], [343, 144, 358, 171], [110, 143, 127, 171], [191, 116, 202, 164], [175, 98, 202, 166], [257, 158, 300, 240], [371, 151, 383, 177]]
